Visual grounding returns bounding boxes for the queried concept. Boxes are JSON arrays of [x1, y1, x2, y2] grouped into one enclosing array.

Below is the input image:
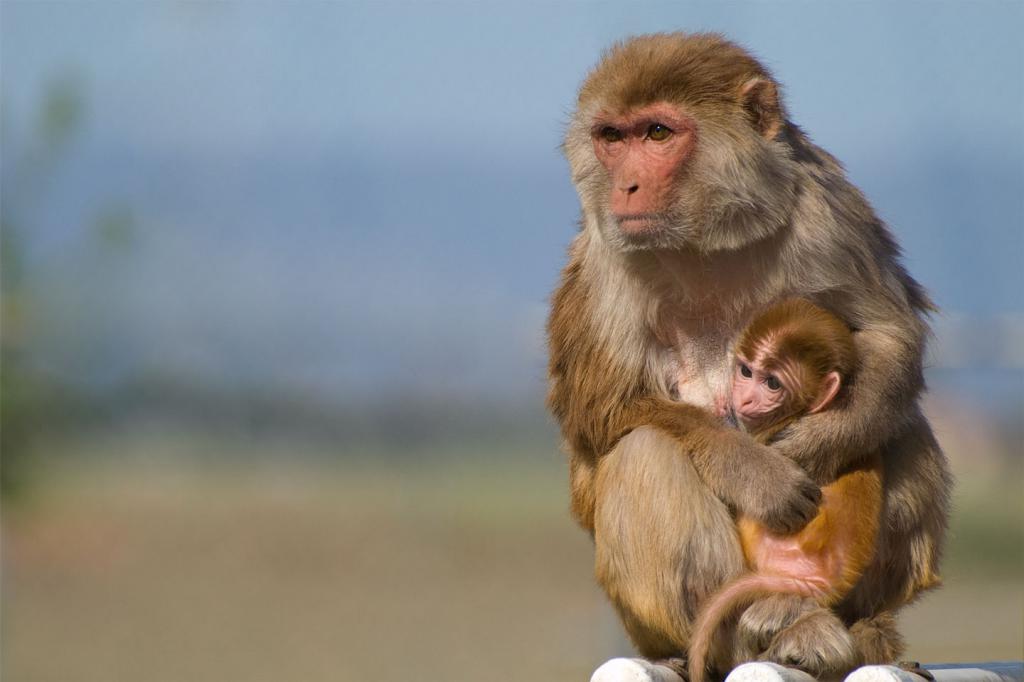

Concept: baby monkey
[[689, 299, 884, 682]]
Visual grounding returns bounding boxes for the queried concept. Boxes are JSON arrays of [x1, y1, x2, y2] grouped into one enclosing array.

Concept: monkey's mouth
[[615, 213, 663, 233], [735, 413, 759, 429]]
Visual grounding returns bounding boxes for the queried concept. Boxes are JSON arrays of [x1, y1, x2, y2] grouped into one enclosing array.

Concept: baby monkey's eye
[[646, 123, 673, 141], [599, 127, 623, 143], [739, 363, 752, 378], [765, 375, 782, 391]]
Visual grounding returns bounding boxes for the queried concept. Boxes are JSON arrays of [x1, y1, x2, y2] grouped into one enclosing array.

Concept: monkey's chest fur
[[665, 327, 732, 410], [642, 247, 784, 411], [654, 290, 759, 411]]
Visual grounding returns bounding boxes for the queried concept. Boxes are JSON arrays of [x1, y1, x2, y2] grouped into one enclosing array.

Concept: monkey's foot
[[896, 662, 935, 681], [725, 662, 817, 682], [590, 657, 686, 682], [761, 607, 857, 678]]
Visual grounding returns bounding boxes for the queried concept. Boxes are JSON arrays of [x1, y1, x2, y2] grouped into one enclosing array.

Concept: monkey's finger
[[786, 500, 819, 533], [770, 482, 821, 533], [796, 484, 822, 519], [801, 480, 823, 507]]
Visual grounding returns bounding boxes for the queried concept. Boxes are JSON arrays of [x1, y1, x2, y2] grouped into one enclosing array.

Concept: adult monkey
[[547, 33, 951, 680]]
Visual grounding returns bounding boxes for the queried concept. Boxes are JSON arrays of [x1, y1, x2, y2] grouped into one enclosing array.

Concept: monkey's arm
[[775, 299, 927, 482], [556, 391, 821, 533], [633, 398, 822, 533]]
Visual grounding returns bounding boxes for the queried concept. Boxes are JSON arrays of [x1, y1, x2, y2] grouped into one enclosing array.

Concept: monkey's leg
[[839, 560, 910, 664], [849, 612, 905, 664], [593, 426, 745, 661]]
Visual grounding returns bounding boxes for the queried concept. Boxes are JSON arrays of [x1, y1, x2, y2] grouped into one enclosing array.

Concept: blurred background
[[1, 2, 1021, 680]]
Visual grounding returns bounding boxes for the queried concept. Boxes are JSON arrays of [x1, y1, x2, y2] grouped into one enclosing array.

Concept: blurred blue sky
[[2, 1, 1022, 406]]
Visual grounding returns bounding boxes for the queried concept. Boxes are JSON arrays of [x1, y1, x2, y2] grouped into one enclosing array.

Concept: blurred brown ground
[[3, 431, 1022, 681]]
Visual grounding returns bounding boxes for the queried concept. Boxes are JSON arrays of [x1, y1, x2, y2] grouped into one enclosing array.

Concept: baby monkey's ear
[[808, 371, 842, 414]]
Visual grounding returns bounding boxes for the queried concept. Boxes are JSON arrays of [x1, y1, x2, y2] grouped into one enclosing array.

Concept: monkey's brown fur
[[689, 300, 883, 682], [548, 33, 951, 679]]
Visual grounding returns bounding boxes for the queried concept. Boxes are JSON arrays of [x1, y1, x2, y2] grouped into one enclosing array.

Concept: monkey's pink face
[[731, 357, 791, 427], [591, 103, 697, 235]]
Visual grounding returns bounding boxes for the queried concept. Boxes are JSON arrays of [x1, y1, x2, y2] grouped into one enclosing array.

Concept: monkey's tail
[[688, 574, 828, 682]]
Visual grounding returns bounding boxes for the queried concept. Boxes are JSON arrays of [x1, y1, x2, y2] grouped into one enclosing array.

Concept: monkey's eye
[[646, 124, 673, 142], [739, 363, 752, 378], [765, 375, 782, 391], [599, 127, 623, 143]]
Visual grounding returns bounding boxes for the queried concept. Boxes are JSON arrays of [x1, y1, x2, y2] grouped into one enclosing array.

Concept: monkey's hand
[[732, 440, 823, 534], [694, 427, 821, 534]]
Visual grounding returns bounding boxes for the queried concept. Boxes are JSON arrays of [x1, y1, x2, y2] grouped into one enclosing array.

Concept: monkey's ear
[[809, 371, 841, 413], [739, 77, 783, 140]]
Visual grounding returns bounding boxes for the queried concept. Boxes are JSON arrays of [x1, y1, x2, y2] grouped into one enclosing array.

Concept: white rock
[[845, 665, 925, 682], [846, 666, 1011, 682], [725, 662, 818, 682], [590, 657, 685, 682]]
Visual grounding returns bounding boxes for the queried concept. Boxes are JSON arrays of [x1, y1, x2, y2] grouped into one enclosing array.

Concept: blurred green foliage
[[1, 229, 34, 496], [94, 205, 137, 250], [1, 76, 86, 497], [36, 76, 82, 149]]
